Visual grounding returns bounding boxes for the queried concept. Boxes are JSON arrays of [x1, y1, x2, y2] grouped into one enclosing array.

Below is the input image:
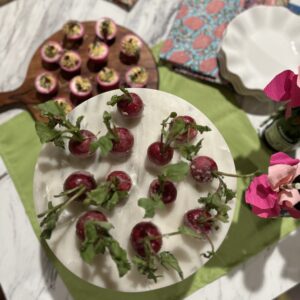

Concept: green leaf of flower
[[159, 251, 184, 280], [162, 162, 189, 182]]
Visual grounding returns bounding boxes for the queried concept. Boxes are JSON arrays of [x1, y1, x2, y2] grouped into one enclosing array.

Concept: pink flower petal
[[268, 164, 297, 191], [279, 188, 300, 206], [290, 75, 300, 108], [270, 152, 299, 166], [245, 174, 279, 209], [264, 70, 295, 101], [251, 204, 280, 218], [281, 202, 300, 219]]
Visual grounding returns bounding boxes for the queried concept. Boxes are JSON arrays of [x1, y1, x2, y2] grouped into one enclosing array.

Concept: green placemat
[[1, 47, 300, 300]]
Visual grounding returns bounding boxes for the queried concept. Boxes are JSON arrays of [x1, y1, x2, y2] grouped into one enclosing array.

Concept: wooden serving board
[[0, 21, 159, 121]]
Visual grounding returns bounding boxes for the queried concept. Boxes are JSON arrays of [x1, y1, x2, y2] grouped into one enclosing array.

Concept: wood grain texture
[[0, 21, 159, 121]]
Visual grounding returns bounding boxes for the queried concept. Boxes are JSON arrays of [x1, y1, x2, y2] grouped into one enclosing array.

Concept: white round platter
[[221, 6, 300, 92], [33, 88, 237, 292]]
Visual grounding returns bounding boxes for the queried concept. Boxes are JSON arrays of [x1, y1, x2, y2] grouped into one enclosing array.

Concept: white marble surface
[[1, 0, 300, 299]]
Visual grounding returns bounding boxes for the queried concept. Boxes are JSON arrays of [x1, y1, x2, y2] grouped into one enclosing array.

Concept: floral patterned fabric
[[160, 0, 288, 83]]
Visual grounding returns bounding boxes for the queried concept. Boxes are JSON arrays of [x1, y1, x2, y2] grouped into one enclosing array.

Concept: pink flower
[[245, 152, 300, 218], [264, 68, 300, 118], [246, 174, 280, 218], [268, 152, 300, 206]]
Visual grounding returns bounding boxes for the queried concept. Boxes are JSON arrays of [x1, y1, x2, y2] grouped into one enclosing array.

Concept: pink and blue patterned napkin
[[160, 0, 288, 83]]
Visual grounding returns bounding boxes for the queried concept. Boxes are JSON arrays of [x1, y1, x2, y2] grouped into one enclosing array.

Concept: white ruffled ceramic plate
[[221, 6, 300, 92], [33, 89, 237, 292], [218, 49, 271, 101]]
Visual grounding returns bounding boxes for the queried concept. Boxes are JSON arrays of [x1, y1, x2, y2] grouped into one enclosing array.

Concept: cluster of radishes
[[35, 18, 149, 108], [37, 89, 236, 282]]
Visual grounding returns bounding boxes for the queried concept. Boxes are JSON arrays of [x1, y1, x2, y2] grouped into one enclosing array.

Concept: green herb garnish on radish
[[76, 211, 131, 277], [35, 100, 97, 157], [108, 88, 144, 119], [130, 222, 183, 282], [38, 170, 132, 239], [138, 162, 189, 218], [91, 111, 134, 156], [84, 171, 132, 210]]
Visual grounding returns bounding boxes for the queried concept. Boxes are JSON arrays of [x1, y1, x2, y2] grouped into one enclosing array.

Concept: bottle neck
[[278, 108, 300, 140]]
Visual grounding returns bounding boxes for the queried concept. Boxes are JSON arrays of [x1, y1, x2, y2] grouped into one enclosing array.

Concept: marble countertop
[[1, 0, 300, 299]]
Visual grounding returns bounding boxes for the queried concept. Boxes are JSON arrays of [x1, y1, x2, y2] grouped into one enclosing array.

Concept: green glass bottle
[[263, 107, 300, 152]]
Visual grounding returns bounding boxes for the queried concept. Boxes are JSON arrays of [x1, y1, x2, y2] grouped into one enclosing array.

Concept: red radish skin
[[68, 129, 96, 158], [64, 171, 97, 201], [184, 208, 213, 234], [117, 93, 144, 118], [174, 115, 198, 143], [107, 171, 132, 192], [111, 128, 134, 154], [190, 156, 218, 183], [35, 72, 58, 96], [147, 142, 174, 166], [76, 210, 107, 241], [130, 222, 162, 257], [149, 179, 177, 204]]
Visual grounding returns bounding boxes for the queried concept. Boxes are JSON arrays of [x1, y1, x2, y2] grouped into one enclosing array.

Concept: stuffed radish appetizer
[[35, 72, 58, 96], [125, 66, 148, 88], [95, 18, 117, 43], [96, 67, 120, 92], [120, 34, 142, 64]]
